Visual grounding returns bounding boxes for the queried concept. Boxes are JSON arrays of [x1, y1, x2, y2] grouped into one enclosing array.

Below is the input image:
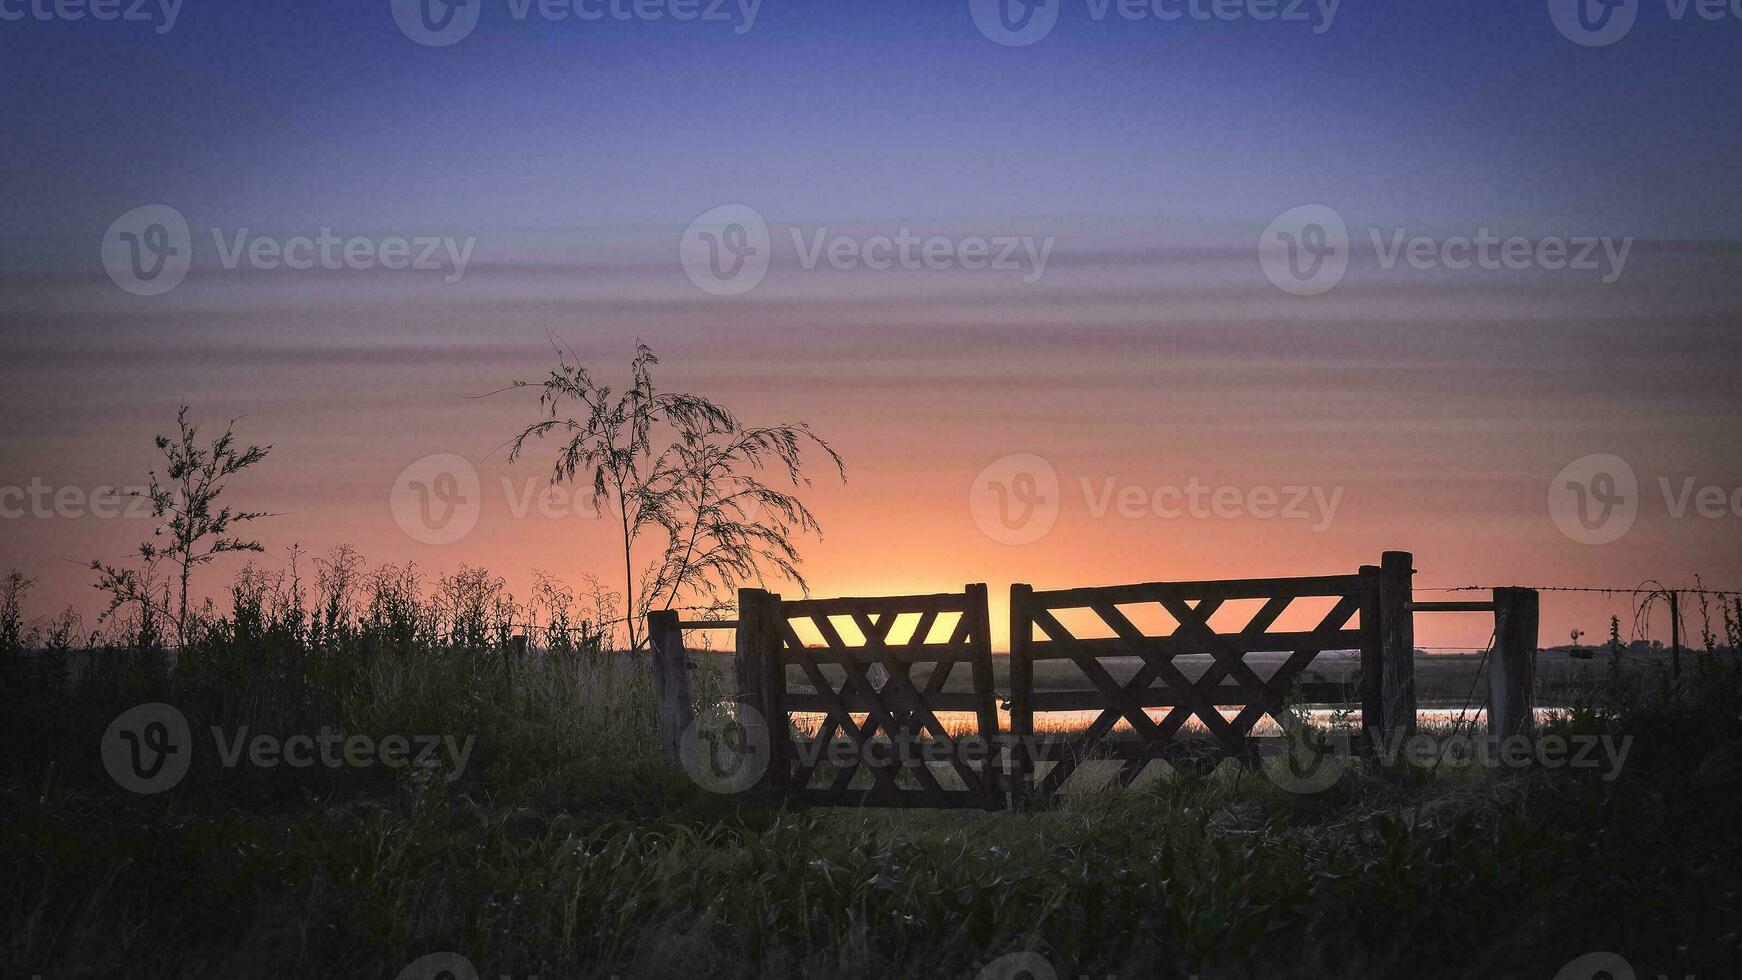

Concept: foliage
[[4, 561, 1740, 978], [0, 571, 29, 654], [505, 342, 844, 649], [14, 537, 1742, 980], [89, 404, 273, 645]]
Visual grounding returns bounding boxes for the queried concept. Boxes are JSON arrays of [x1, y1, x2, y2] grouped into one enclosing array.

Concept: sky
[[2, 0, 1741, 651]]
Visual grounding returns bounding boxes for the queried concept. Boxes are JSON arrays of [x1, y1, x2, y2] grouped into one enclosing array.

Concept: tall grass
[[3, 562, 1739, 979]]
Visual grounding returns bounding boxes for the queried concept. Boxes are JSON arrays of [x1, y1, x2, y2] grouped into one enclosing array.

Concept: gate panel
[[1010, 573, 1376, 805], [772, 584, 1002, 809]]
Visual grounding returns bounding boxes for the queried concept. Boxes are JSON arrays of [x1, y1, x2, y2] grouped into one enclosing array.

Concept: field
[[5, 612, 1740, 979]]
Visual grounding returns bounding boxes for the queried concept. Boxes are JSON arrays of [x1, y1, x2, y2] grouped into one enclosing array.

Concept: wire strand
[[1420, 584, 1742, 596]]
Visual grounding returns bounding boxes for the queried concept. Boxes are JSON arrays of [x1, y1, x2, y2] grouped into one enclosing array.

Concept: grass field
[[4, 594, 1739, 979]]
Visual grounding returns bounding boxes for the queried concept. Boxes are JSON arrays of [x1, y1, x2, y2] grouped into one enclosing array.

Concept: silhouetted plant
[[435, 564, 514, 649], [529, 568, 612, 657], [504, 342, 843, 649], [89, 405, 273, 645], [1, 571, 32, 653], [313, 544, 365, 646], [364, 561, 429, 655]]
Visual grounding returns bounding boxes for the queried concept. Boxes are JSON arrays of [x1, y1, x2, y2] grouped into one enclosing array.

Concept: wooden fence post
[[1489, 587, 1539, 741], [1358, 564, 1385, 763], [735, 588, 786, 791], [1008, 583, 1034, 809], [646, 609, 692, 770], [964, 583, 1002, 810], [1379, 550, 1417, 739]]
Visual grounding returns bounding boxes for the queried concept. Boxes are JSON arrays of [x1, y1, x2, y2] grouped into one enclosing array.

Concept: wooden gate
[[1008, 571, 1381, 805], [741, 585, 1004, 809]]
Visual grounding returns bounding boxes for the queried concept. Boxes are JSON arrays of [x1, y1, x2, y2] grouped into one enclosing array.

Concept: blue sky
[[3, 0, 1740, 253]]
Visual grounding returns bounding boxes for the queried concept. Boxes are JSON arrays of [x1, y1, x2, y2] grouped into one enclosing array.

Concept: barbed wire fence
[[1417, 580, 1742, 684]]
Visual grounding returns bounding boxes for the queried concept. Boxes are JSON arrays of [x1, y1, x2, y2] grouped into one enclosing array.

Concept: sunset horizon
[[4, 2, 1739, 978]]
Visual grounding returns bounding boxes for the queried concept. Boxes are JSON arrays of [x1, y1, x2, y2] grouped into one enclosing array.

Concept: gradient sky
[[3, 0, 1741, 650]]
